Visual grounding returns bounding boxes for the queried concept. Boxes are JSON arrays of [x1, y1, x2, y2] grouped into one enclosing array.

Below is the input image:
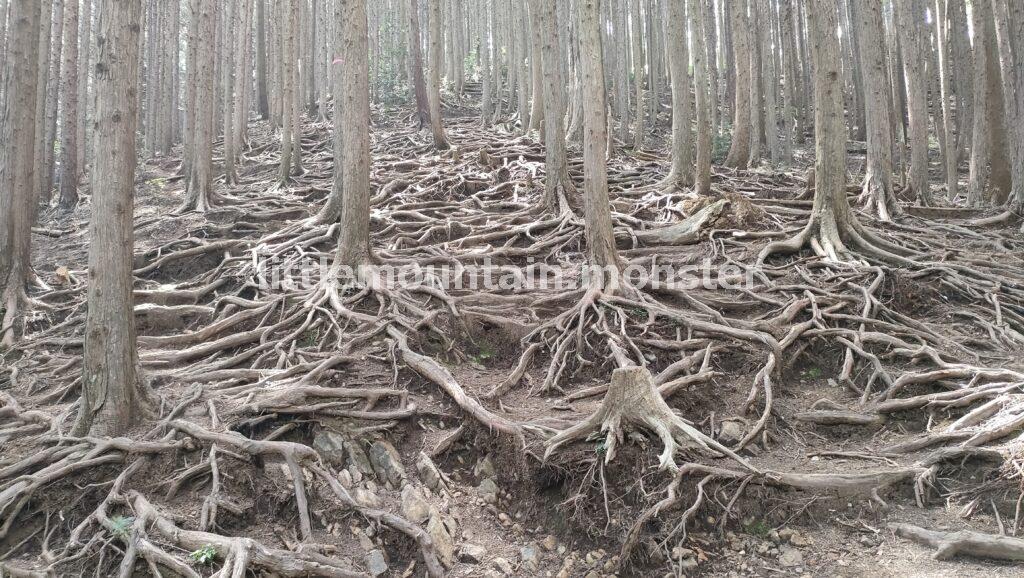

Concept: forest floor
[[3, 101, 1024, 578]]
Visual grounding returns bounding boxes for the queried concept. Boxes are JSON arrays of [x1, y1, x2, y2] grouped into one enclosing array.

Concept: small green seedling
[[109, 516, 134, 539], [189, 545, 218, 565]]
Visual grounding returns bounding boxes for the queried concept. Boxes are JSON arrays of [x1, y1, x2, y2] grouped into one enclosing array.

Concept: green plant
[[109, 515, 134, 539], [804, 367, 823, 379], [469, 344, 495, 365], [744, 519, 771, 537], [189, 545, 217, 565]]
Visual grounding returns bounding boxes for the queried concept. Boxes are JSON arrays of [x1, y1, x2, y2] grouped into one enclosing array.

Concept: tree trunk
[[479, 0, 491, 126], [629, 0, 644, 149], [334, 0, 373, 269], [222, 0, 237, 184], [664, 0, 693, 187], [578, 0, 621, 274], [896, 0, 930, 205], [854, 0, 899, 220], [534, 0, 576, 213], [182, 0, 216, 212], [75, 0, 150, 436], [255, 0, 269, 119], [408, 0, 430, 127], [42, 0, 64, 203], [934, 0, 957, 200], [277, 0, 295, 182], [689, 0, 711, 195], [724, 0, 752, 168], [76, 0, 91, 181], [58, 0, 80, 212], [427, 0, 450, 148], [991, 0, 1024, 209], [527, 0, 544, 134], [0, 0, 42, 347]]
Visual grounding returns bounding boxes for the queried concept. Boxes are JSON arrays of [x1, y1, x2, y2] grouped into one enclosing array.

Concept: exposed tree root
[[891, 523, 1024, 561]]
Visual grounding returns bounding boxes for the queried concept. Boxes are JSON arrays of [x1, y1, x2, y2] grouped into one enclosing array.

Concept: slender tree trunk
[[222, 0, 236, 184], [854, 0, 899, 220], [724, 0, 751, 168], [76, 0, 90, 181], [757, 0, 779, 164], [479, 0, 491, 126], [182, 0, 216, 212], [629, 0, 644, 149], [991, 2, 1023, 209], [779, 0, 796, 163], [255, 0, 269, 119], [408, 0, 430, 128], [527, 0, 544, 134], [42, 0, 64, 203], [427, 0, 450, 148], [278, 0, 295, 182], [58, 0, 80, 212], [0, 0, 42, 347], [933, 0, 957, 200], [664, 0, 693, 187], [75, 0, 150, 436], [334, 0, 373, 268], [689, 0, 711, 195], [534, 0, 576, 213], [578, 0, 621, 274], [896, 0, 930, 205], [31, 0, 54, 213]]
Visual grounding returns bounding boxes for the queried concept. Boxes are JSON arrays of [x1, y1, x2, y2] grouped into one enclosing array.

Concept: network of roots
[[3, 104, 1024, 576]]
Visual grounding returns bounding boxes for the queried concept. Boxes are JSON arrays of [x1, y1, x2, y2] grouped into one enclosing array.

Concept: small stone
[[337, 469, 353, 488], [679, 558, 698, 571], [353, 487, 381, 508], [541, 535, 558, 551], [365, 550, 388, 577], [477, 478, 500, 504], [718, 418, 747, 444], [778, 547, 803, 567], [312, 431, 347, 467], [492, 557, 514, 575], [351, 527, 375, 552], [520, 544, 540, 571], [416, 452, 446, 491], [459, 543, 487, 563], [427, 514, 456, 568], [474, 454, 497, 479], [789, 532, 812, 547], [369, 440, 407, 487], [346, 442, 375, 478], [401, 485, 431, 524], [671, 546, 694, 560], [778, 528, 797, 542], [498, 512, 512, 526]]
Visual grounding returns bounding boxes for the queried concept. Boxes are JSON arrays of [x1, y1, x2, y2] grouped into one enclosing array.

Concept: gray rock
[[401, 485, 431, 524], [369, 440, 406, 488], [346, 441, 376, 479], [474, 454, 496, 479], [492, 557, 514, 575], [477, 478, 499, 504], [427, 514, 456, 568], [365, 549, 388, 577], [459, 543, 487, 563], [416, 452, 447, 491], [718, 418, 747, 444], [778, 546, 803, 567], [520, 544, 540, 571], [312, 431, 347, 467], [353, 487, 381, 508]]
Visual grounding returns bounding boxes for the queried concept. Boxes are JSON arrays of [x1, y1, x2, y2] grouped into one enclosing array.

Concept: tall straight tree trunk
[[933, 0, 957, 200], [854, 0, 899, 220], [75, 0, 150, 436], [724, 0, 752, 168], [427, 0, 450, 148], [991, 2, 1023, 210], [779, 0, 796, 163], [757, 0, 779, 164], [182, 0, 216, 212], [42, 0, 64, 203], [408, 0, 430, 128], [629, 0, 644, 149], [979, 1, 1010, 204], [255, 0, 269, 119], [527, 0, 544, 134], [896, 0, 930, 205], [479, 0, 491, 126], [747, 0, 762, 165], [76, 0, 90, 181], [222, 0, 237, 184], [31, 0, 54, 212], [534, 0, 576, 213], [689, 0, 712, 195], [664, 0, 693, 187], [278, 0, 295, 182], [578, 0, 621, 274], [334, 0, 373, 268], [58, 0, 80, 212], [0, 0, 42, 347]]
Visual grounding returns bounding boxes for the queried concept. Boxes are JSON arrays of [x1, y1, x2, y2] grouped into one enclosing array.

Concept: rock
[[459, 543, 487, 563], [492, 557, 514, 575], [718, 418, 747, 444], [369, 440, 406, 488], [789, 532, 812, 547], [416, 452, 447, 491], [401, 485, 431, 524], [351, 527, 375, 552], [498, 512, 511, 526], [427, 514, 456, 568], [365, 550, 388, 577], [679, 558, 698, 571], [477, 478, 499, 504], [312, 431, 347, 467], [778, 528, 796, 542], [778, 547, 803, 568], [671, 546, 694, 560], [346, 442, 376, 479], [474, 454, 496, 479], [353, 487, 381, 508], [541, 535, 558, 551], [337, 469, 353, 488], [520, 544, 540, 571]]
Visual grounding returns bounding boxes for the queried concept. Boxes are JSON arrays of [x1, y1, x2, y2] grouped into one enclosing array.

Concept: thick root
[[891, 523, 1024, 562]]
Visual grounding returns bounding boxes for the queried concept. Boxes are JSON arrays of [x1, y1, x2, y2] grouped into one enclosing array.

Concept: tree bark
[[58, 0, 80, 212], [896, 0, 930, 205], [182, 0, 216, 212], [689, 0, 711, 195], [75, 0, 149, 436], [427, 0, 450, 148], [664, 0, 693, 187], [534, 0, 576, 214], [0, 0, 42, 347], [255, 0, 269, 119], [991, 0, 1024, 209], [724, 0, 752, 169], [578, 0, 621, 274]]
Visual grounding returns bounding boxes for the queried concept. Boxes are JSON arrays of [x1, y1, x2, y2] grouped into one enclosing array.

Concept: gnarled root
[[544, 366, 755, 471], [890, 523, 1024, 562]]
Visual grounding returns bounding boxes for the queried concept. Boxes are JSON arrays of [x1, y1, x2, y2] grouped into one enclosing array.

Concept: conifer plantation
[[4, 1, 1024, 575]]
